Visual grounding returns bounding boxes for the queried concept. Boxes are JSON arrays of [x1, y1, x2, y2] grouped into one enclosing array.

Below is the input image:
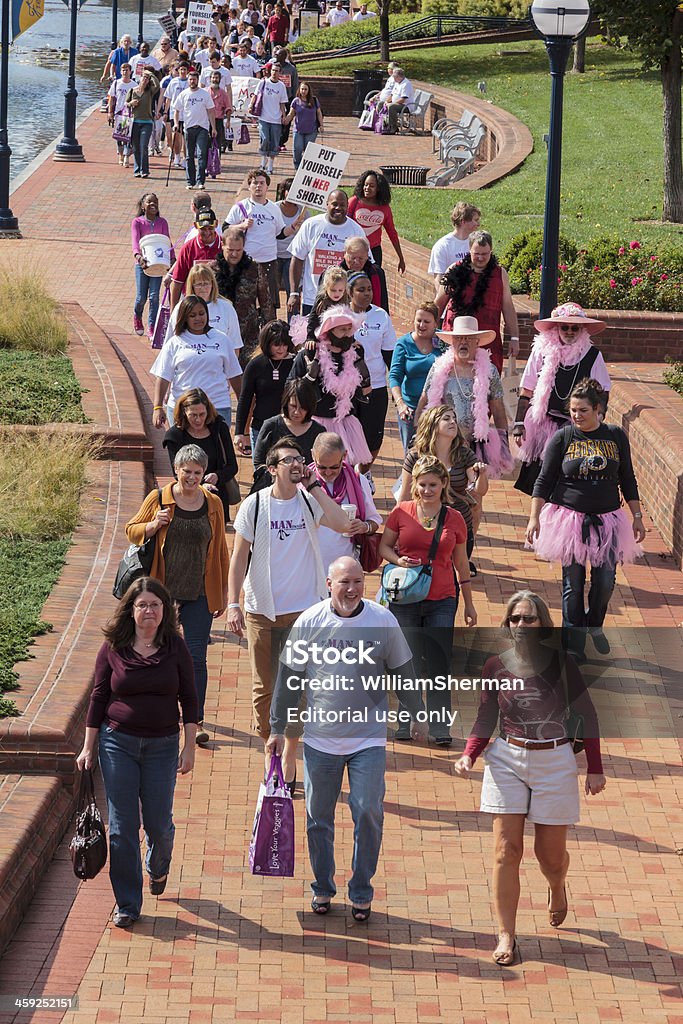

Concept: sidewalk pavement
[[0, 109, 681, 1024]]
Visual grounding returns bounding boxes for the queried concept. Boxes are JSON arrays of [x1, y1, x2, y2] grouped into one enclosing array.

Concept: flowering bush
[[503, 232, 683, 312]]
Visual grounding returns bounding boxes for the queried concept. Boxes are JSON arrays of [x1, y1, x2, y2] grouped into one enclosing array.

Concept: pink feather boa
[[317, 342, 362, 420], [518, 328, 592, 463], [425, 347, 513, 477]]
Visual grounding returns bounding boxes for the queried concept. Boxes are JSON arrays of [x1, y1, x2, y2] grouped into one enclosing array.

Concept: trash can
[[352, 69, 385, 118]]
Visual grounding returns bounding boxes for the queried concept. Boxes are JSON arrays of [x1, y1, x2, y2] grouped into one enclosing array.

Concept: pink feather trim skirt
[[312, 414, 372, 466], [530, 504, 642, 567]]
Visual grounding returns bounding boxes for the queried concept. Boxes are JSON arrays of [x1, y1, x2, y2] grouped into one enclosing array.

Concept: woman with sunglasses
[[526, 378, 644, 661], [453, 590, 605, 966], [512, 303, 611, 496]]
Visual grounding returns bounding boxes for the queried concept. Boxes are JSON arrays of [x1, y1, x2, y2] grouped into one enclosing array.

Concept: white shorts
[[480, 736, 580, 825]]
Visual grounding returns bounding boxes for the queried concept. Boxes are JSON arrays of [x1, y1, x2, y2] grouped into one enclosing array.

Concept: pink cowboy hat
[[534, 302, 605, 336], [436, 315, 496, 347], [314, 305, 365, 340]]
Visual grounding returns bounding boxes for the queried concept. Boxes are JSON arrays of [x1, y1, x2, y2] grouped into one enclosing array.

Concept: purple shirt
[[131, 214, 175, 260], [289, 96, 319, 134], [86, 634, 198, 737]]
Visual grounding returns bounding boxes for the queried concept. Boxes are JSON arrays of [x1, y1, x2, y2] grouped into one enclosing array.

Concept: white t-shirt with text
[[173, 87, 215, 130], [259, 78, 288, 124], [150, 328, 242, 411], [226, 198, 285, 263], [354, 305, 397, 388], [428, 233, 470, 276], [288, 215, 366, 306]]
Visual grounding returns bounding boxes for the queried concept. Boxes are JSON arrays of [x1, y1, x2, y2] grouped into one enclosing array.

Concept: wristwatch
[[307, 480, 322, 492]]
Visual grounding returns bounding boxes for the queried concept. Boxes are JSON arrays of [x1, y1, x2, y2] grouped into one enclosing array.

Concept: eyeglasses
[[558, 324, 581, 332], [509, 614, 539, 624], [134, 601, 163, 611], [277, 455, 305, 465], [315, 461, 342, 472]]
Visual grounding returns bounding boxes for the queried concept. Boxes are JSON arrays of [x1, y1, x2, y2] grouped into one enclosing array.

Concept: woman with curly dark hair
[[76, 577, 197, 928], [347, 169, 405, 271], [435, 229, 519, 375]]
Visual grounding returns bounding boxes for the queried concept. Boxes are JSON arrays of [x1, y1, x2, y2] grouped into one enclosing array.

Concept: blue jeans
[[293, 130, 318, 168], [258, 119, 282, 158], [131, 121, 153, 176], [303, 743, 386, 904], [177, 594, 213, 722], [390, 597, 457, 739], [98, 726, 179, 919], [397, 409, 416, 453], [277, 256, 291, 300], [134, 263, 162, 328], [185, 125, 209, 186], [561, 559, 616, 656]]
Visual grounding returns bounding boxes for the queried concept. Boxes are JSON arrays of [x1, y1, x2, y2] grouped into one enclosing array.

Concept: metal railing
[[332, 14, 531, 57]]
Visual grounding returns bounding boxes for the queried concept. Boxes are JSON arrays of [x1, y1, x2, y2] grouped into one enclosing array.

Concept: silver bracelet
[[228, 602, 241, 609]]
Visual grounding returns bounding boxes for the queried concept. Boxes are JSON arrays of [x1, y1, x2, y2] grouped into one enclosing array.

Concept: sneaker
[[133, 314, 144, 336], [186, 184, 196, 190]]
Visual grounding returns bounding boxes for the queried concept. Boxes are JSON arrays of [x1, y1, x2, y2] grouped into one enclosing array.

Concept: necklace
[[418, 503, 438, 528], [553, 359, 584, 402], [452, 365, 473, 401], [269, 357, 284, 381]]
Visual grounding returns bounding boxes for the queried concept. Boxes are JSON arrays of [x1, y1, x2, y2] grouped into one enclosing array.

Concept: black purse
[[69, 769, 108, 880], [112, 488, 162, 599]]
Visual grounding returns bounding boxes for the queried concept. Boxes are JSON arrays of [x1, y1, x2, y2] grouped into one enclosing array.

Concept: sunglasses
[[558, 324, 581, 332], [509, 614, 539, 624]]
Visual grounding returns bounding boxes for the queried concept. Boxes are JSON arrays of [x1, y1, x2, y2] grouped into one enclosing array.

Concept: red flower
[[661, 273, 669, 281], [631, 277, 642, 286], [609, 279, 616, 288], [594, 265, 600, 271], [618, 246, 625, 255], [629, 240, 641, 250]]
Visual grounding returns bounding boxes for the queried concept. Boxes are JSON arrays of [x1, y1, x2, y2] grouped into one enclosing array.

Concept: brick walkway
[[0, 110, 681, 1024]]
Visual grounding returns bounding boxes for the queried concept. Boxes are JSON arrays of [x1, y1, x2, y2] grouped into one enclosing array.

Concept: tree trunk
[[379, 3, 390, 63], [661, 13, 683, 222], [572, 36, 585, 73]]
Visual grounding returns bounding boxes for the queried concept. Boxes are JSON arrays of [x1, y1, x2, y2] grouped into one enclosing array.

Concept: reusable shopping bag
[[151, 287, 171, 350], [249, 754, 294, 877]]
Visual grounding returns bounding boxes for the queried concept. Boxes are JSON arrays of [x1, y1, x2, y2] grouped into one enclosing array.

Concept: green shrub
[[663, 358, 683, 399], [422, 0, 528, 15], [501, 229, 578, 295], [0, 268, 68, 354], [523, 236, 683, 312], [421, 0, 459, 15], [292, 13, 416, 53]]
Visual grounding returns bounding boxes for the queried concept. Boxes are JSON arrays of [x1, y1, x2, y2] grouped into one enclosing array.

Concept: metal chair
[[398, 90, 433, 134]]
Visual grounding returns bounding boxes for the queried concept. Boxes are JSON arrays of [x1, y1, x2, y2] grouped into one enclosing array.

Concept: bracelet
[[364, 521, 371, 534], [228, 603, 241, 610], [510, 336, 519, 341], [457, 578, 472, 586], [512, 421, 525, 427], [633, 512, 642, 519], [153, 405, 164, 411]]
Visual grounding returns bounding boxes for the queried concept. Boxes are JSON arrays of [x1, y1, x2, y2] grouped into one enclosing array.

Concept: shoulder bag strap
[[426, 505, 447, 567]]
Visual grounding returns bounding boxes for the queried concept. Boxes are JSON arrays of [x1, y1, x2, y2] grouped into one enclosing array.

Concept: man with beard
[[287, 190, 366, 316], [214, 226, 270, 365], [227, 438, 350, 795]]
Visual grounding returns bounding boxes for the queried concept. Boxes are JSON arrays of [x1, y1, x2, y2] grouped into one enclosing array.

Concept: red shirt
[[385, 502, 467, 601], [172, 232, 221, 285], [347, 197, 400, 250]]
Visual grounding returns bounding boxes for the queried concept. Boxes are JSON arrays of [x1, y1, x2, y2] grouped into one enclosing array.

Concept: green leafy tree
[[591, 0, 683, 222]]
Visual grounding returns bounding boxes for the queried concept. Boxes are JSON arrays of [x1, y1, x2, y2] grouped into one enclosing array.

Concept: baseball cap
[[195, 209, 218, 228]]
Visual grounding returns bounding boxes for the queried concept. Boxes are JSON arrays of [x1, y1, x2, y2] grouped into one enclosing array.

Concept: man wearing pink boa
[[512, 302, 611, 496], [287, 306, 373, 466], [415, 316, 512, 478], [526, 378, 644, 660]]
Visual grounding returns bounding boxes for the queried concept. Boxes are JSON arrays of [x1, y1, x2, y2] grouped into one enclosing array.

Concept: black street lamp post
[[0, 0, 20, 235], [54, 0, 85, 161], [111, 0, 119, 53], [138, 0, 145, 46], [531, 0, 591, 317]]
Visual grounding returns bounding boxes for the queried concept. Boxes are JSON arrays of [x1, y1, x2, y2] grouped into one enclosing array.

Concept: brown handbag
[[358, 531, 383, 573]]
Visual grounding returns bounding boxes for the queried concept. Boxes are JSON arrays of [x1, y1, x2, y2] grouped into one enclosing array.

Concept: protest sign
[[158, 14, 177, 36], [187, 1, 212, 36], [231, 76, 260, 117], [287, 143, 350, 212]]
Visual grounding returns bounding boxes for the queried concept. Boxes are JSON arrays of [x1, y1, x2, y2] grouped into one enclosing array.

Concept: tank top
[[444, 264, 504, 373]]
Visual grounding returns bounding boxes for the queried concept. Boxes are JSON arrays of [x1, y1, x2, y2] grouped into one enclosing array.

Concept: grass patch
[[301, 40, 683, 254], [0, 350, 86, 425], [0, 432, 92, 715], [0, 268, 68, 354], [0, 539, 70, 714]]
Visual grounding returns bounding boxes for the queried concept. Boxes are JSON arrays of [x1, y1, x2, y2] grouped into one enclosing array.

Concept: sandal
[[351, 904, 372, 922], [548, 886, 568, 927], [492, 939, 521, 966], [311, 898, 331, 914]]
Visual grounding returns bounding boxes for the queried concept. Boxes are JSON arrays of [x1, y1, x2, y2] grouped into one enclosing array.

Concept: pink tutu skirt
[[516, 414, 560, 463], [313, 414, 372, 466], [531, 504, 642, 567]]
